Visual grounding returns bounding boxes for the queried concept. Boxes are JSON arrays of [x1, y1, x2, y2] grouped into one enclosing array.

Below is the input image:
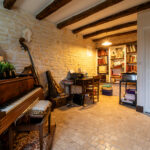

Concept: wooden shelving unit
[[126, 43, 137, 73], [109, 45, 126, 83], [97, 48, 109, 82], [97, 43, 137, 83]]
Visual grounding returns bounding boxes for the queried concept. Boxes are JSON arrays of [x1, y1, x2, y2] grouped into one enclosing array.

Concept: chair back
[[93, 76, 100, 85]]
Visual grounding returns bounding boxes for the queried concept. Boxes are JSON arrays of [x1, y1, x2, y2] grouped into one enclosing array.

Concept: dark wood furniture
[[97, 48, 109, 82], [0, 76, 44, 135], [84, 76, 100, 104], [74, 76, 100, 105], [0, 76, 56, 150], [13, 103, 52, 150], [0, 87, 44, 135], [0, 76, 34, 105]]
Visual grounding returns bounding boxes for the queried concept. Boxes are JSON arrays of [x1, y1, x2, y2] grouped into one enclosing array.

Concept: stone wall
[[0, 7, 97, 93]]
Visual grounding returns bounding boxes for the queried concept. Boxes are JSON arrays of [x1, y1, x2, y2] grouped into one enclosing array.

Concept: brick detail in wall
[[0, 7, 97, 93]]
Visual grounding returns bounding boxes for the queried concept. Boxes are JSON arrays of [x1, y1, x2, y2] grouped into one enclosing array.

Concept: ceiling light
[[102, 41, 112, 46]]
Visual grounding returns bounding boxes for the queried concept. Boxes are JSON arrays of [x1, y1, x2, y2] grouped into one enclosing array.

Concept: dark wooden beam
[[83, 21, 137, 39], [93, 30, 137, 42], [109, 41, 137, 46], [36, 0, 72, 20], [3, 0, 16, 9], [57, 0, 123, 29], [97, 40, 137, 48], [73, 1, 150, 33]]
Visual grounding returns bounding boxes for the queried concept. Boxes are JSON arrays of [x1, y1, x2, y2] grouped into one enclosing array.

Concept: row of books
[[98, 49, 108, 57], [98, 56, 108, 65]]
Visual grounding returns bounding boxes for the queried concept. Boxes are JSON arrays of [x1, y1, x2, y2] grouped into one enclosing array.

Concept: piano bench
[[11, 100, 52, 150]]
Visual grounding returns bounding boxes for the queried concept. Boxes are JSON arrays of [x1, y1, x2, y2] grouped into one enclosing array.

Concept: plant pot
[[11, 70, 16, 78], [0, 73, 3, 80], [5, 71, 10, 79]]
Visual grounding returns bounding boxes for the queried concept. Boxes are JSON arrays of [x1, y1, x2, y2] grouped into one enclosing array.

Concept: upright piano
[[0, 76, 44, 135]]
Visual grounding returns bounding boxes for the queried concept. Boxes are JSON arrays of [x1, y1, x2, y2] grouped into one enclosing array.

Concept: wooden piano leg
[[9, 126, 13, 150], [39, 125, 43, 150]]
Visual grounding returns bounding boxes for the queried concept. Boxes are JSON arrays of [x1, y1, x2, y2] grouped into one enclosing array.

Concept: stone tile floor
[[52, 96, 150, 150]]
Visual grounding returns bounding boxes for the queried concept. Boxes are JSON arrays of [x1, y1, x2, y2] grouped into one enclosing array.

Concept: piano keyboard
[[0, 87, 44, 135], [0, 88, 41, 114]]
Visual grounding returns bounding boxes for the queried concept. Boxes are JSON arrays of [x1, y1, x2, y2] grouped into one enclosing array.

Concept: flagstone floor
[[52, 96, 150, 150]]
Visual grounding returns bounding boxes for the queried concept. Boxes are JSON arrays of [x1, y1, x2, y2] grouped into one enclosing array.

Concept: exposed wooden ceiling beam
[[36, 0, 72, 20], [93, 30, 137, 42], [73, 1, 150, 33], [83, 21, 137, 39], [57, 0, 123, 29], [108, 40, 137, 46], [3, 0, 16, 9], [97, 40, 137, 48]]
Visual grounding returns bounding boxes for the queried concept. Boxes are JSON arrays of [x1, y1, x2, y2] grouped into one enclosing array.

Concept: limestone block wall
[[0, 7, 97, 93]]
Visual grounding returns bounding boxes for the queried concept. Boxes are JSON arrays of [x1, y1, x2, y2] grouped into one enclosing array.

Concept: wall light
[[87, 46, 92, 56], [87, 50, 92, 56]]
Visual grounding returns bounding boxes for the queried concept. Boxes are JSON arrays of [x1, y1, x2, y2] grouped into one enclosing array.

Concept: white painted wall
[[137, 9, 150, 112]]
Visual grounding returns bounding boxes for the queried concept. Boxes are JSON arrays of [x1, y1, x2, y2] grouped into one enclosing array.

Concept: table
[[74, 77, 100, 105], [74, 77, 93, 93], [63, 77, 100, 105], [119, 80, 137, 106]]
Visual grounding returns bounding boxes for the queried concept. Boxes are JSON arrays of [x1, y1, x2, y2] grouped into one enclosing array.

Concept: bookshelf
[[97, 48, 109, 82], [126, 43, 137, 73], [97, 43, 137, 83], [109, 45, 126, 83]]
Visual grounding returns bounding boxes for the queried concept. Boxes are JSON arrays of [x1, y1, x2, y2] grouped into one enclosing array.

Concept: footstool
[[14, 100, 52, 150]]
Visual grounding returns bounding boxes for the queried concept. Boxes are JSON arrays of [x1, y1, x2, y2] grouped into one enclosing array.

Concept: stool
[[102, 87, 113, 96], [13, 100, 52, 150]]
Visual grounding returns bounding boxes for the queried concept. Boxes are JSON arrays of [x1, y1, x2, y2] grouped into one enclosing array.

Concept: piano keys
[[0, 76, 44, 135], [0, 87, 44, 135]]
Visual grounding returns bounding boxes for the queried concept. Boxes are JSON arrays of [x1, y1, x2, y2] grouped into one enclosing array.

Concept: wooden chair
[[84, 76, 100, 104]]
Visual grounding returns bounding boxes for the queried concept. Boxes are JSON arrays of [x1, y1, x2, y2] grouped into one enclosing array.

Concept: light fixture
[[102, 32, 112, 46], [87, 46, 92, 56], [102, 41, 112, 46]]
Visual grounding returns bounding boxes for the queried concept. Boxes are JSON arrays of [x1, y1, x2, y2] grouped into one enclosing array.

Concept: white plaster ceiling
[[80, 13, 137, 35], [2, 0, 150, 40], [65, 0, 149, 30]]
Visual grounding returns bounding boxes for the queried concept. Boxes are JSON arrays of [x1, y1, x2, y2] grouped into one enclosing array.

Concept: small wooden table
[[74, 77, 100, 104], [74, 77, 93, 93]]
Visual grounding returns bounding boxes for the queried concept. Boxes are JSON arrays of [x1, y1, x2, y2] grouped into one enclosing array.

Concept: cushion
[[102, 87, 112, 90], [29, 100, 51, 116]]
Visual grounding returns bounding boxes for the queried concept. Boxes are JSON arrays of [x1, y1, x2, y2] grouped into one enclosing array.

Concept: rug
[[13, 124, 56, 150]]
